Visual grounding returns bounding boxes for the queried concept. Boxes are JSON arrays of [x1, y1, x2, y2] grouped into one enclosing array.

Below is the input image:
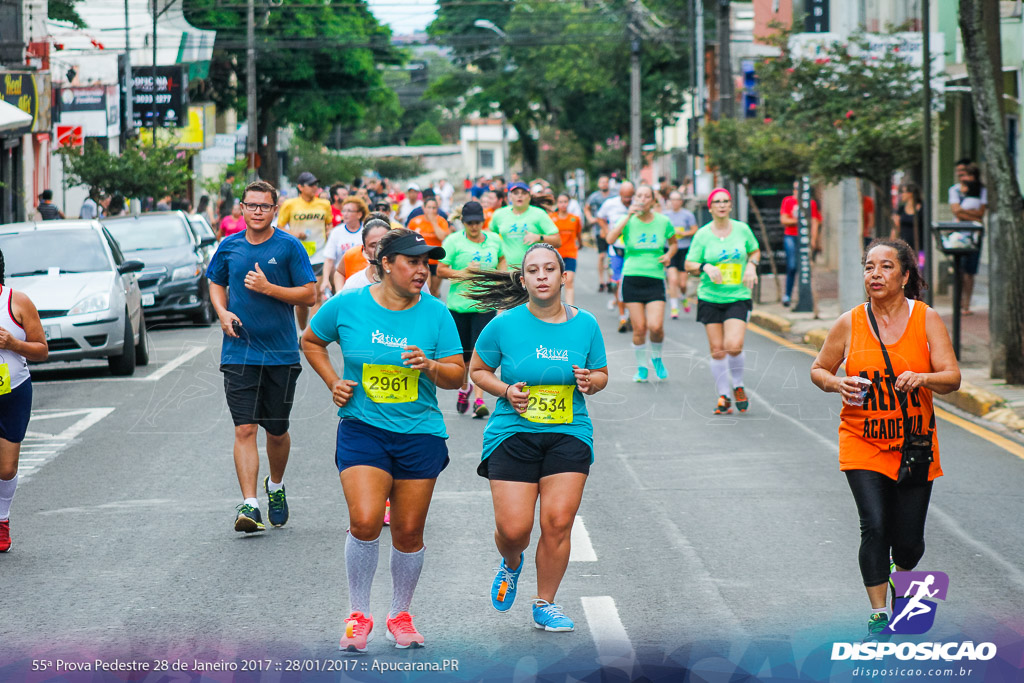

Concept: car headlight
[[172, 264, 202, 281], [68, 292, 110, 316]]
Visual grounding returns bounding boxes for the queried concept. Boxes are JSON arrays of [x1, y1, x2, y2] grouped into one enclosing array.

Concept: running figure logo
[[888, 571, 949, 634]]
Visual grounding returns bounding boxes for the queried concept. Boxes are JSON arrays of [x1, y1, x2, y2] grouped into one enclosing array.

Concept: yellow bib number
[[301, 240, 317, 257], [719, 263, 743, 285], [522, 385, 574, 425], [362, 364, 419, 403], [0, 363, 9, 396]]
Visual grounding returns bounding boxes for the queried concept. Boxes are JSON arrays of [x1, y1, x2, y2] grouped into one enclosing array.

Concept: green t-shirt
[[684, 220, 760, 303], [440, 230, 505, 313], [621, 213, 676, 280], [490, 205, 558, 266]]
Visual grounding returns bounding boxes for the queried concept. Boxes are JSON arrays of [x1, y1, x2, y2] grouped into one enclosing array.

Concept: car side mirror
[[199, 236, 217, 247], [118, 260, 145, 274]]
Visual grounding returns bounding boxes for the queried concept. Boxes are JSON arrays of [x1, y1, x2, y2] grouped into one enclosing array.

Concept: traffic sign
[[56, 124, 83, 150]]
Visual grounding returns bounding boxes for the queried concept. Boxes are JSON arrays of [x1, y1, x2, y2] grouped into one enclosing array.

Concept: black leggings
[[845, 469, 934, 587]]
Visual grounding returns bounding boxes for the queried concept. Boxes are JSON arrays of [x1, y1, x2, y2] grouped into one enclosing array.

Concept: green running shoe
[[863, 612, 891, 642]]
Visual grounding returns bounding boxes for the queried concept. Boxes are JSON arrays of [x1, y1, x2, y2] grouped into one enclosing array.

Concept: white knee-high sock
[[728, 351, 745, 388], [0, 474, 17, 520], [633, 343, 648, 367], [346, 533, 380, 614], [650, 342, 663, 360], [390, 546, 425, 617], [710, 357, 731, 397]]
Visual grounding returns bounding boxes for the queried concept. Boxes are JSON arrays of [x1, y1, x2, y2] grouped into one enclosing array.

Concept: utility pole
[[151, 0, 157, 147], [716, 0, 733, 119], [124, 0, 133, 137], [629, 0, 642, 182], [246, 0, 258, 180], [921, 0, 933, 305], [694, 0, 705, 185]]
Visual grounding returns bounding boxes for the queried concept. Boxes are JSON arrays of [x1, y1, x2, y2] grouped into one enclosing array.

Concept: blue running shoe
[[491, 553, 524, 612], [234, 503, 265, 533], [633, 366, 649, 382], [532, 600, 575, 632], [652, 358, 668, 380], [264, 476, 289, 527]]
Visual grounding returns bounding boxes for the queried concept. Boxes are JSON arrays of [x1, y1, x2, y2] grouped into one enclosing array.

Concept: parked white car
[[0, 220, 149, 375]]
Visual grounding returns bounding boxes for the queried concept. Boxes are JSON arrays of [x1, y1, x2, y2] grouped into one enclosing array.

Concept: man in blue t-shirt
[[206, 180, 317, 534]]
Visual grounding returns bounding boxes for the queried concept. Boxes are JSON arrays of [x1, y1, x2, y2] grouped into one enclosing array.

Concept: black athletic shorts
[[696, 298, 753, 325], [312, 262, 324, 278], [477, 432, 591, 483], [595, 232, 609, 253], [450, 309, 496, 362], [429, 263, 438, 276], [621, 275, 666, 304], [668, 247, 688, 271], [221, 363, 301, 436]]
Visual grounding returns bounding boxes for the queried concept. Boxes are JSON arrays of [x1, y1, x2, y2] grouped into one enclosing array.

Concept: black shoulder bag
[[866, 302, 934, 487]]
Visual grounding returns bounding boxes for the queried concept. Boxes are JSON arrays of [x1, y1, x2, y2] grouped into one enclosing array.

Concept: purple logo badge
[[888, 571, 949, 634]]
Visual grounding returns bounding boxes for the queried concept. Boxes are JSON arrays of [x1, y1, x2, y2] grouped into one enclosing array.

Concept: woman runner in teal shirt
[[302, 228, 465, 653], [462, 243, 608, 633]]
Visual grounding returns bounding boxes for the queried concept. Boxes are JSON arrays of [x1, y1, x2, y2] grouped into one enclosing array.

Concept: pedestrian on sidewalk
[[779, 181, 822, 307], [463, 243, 608, 633], [889, 182, 924, 266], [606, 184, 677, 382], [810, 238, 960, 642], [684, 188, 760, 414], [596, 181, 635, 332], [35, 190, 64, 221], [0, 248, 49, 552], [302, 229, 464, 652], [949, 165, 986, 315], [206, 180, 317, 534]]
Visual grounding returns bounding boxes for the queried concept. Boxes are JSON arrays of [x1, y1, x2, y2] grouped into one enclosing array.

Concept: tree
[[756, 30, 927, 235], [705, 117, 813, 298], [58, 139, 193, 200], [408, 121, 443, 146], [427, 0, 690, 175], [959, 0, 1024, 381], [49, 0, 85, 28], [183, 0, 403, 183]]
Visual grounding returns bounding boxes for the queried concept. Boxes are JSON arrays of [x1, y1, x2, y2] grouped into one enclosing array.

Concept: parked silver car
[[0, 220, 149, 375]]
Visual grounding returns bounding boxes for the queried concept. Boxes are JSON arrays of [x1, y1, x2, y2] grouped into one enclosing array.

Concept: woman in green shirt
[[606, 185, 677, 382], [437, 201, 507, 418], [683, 188, 761, 414]]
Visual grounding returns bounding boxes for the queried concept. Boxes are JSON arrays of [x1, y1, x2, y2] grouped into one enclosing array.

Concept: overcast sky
[[368, 0, 439, 34]]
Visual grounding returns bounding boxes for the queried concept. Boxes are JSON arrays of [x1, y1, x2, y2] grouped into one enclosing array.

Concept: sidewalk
[[749, 266, 1024, 439]]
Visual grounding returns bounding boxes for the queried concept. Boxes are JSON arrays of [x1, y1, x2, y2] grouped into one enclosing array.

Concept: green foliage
[[704, 117, 812, 186], [756, 29, 926, 190], [201, 157, 248, 199], [183, 0, 404, 147], [49, 0, 86, 28], [537, 126, 588, 184], [58, 139, 193, 199], [288, 138, 367, 185], [428, 0, 690, 173], [373, 156, 426, 180], [408, 121, 443, 146]]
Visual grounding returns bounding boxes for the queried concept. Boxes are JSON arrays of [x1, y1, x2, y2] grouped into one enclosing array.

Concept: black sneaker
[[234, 503, 265, 533], [264, 476, 289, 527]]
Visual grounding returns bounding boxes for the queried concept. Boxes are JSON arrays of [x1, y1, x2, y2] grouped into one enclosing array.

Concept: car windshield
[[106, 217, 192, 252], [0, 229, 111, 276], [188, 216, 216, 241]]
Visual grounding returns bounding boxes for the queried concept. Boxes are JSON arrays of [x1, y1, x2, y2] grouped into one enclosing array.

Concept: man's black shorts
[[221, 364, 301, 436], [477, 432, 591, 483]]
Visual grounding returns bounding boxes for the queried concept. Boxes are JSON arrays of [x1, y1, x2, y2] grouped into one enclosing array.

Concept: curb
[[749, 311, 791, 334], [803, 328, 829, 351], [936, 384, 1005, 420]]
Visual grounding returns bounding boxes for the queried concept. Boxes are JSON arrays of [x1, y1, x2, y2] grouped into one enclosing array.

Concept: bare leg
[[233, 424, 260, 499], [535, 473, 587, 602], [489, 480, 538, 570], [265, 431, 290, 484]]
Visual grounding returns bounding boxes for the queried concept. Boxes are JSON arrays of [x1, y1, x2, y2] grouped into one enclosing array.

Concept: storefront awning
[[0, 98, 33, 134]]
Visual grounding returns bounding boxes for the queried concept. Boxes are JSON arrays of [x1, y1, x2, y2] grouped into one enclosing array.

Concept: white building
[[459, 117, 518, 179]]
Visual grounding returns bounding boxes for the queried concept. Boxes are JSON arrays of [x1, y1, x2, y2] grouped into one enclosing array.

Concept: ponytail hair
[[456, 243, 565, 311], [864, 238, 928, 300], [0, 247, 5, 285]]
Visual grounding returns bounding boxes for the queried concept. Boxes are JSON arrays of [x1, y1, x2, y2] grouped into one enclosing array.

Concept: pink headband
[[708, 188, 732, 208]]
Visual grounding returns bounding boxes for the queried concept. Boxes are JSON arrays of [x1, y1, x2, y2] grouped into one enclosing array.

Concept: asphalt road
[[3, 249, 1023, 682]]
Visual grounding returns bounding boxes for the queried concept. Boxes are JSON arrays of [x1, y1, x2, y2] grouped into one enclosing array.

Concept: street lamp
[[473, 19, 508, 39], [473, 19, 511, 178]]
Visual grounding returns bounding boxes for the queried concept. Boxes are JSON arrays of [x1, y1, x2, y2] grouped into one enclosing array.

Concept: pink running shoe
[[386, 611, 425, 649], [339, 611, 374, 653]]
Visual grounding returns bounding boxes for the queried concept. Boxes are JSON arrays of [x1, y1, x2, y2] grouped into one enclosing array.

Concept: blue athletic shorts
[[563, 257, 577, 272], [609, 253, 624, 282], [0, 380, 32, 443], [335, 418, 449, 479]]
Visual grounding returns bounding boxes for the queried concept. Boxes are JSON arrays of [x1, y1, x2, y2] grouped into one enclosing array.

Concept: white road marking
[[581, 596, 636, 674], [18, 408, 115, 482], [142, 345, 208, 381], [570, 515, 598, 562]]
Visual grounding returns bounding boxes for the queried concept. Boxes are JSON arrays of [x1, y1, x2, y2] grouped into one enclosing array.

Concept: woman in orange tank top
[[811, 239, 960, 642]]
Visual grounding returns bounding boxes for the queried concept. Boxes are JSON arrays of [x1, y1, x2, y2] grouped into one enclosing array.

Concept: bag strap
[[865, 301, 911, 426]]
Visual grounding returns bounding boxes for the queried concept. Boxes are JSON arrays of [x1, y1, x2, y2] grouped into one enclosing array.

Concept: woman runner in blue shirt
[[461, 243, 609, 633], [302, 228, 465, 653]]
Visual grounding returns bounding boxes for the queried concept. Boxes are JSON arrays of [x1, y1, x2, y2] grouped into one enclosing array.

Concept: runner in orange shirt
[[407, 197, 451, 296], [550, 193, 583, 305]]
